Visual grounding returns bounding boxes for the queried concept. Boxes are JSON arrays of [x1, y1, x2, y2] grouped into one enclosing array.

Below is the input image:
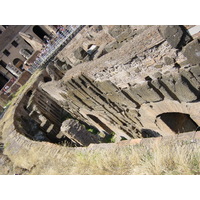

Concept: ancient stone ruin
[[1, 25, 200, 171]]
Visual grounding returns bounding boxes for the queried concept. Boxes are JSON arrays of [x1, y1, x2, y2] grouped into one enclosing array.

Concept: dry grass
[[28, 140, 200, 175]]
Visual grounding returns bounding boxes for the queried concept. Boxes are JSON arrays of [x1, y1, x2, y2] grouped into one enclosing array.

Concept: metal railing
[[28, 25, 84, 74]]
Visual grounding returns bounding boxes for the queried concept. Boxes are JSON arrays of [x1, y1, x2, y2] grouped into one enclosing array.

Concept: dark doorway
[[87, 114, 114, 135], [26, 90, 32, 97], [33, 26, 49, 40], [0, 73, 8, 90], [157, 112, 198, 133], [43, 77, 52, 82], [0, 60, 7, 68]]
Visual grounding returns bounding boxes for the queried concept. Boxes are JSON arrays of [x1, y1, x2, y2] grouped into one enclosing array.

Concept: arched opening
[[43, 77, 52, 82], [20, 49, 33, 59], [25, 49, 32, 55], [87, 114, 114, 135], [26, 90, 32, 97], [33, 26, 49, 40], [157, 112, 198, 133], [13, 58, 24, 71]]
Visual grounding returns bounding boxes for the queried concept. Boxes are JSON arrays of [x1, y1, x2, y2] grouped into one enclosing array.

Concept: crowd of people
[[30, 25, 79, 72]]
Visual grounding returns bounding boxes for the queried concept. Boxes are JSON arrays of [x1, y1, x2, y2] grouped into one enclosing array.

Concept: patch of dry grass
[[28, 140, 200, 175]]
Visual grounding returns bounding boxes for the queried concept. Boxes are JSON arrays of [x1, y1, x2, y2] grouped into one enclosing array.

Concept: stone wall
[[1, 25, 200, 171], [41, 25, 200, 141]]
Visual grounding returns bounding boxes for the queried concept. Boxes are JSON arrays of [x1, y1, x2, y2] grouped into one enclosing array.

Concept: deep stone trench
[[18, 96, 102, 147], [18, 77, 198, 147], [19, 91, 200, 146], [19, 113, 101, 147]]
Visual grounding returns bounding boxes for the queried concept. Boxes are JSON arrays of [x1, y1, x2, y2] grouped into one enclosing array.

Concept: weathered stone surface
[[159, 25, 192, 49], [189, 65, 200, 82], [2, 26, 200, 174], [93, 25, 103, 32], [57, 119, 99, 146], [109, 25, 130, 38], [104, 41, 122, 53], [115, 29, 132, 43], [74, 47, 87, 60], [108, 25, 134, 43], [159, 25, 183, 48], [46, 62, 64, 80], [182, 39, 200, 65], [160, 73, 199, 102], [54, 59, 66, 68], [164, 56, 175, 65]]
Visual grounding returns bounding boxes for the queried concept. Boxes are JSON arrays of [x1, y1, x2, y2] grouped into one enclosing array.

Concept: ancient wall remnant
[[1, 25, 200, 171], [39, 25, 200, 143]]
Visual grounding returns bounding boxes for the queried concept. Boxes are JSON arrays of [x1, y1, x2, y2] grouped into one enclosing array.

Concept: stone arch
[[13, 58, 23, 70], [19, 49, 32, 59], [156, 112, 198, 134], [33, 26, 49, 40], [25, 49, 32, 54], [139, 100, 200, 137]]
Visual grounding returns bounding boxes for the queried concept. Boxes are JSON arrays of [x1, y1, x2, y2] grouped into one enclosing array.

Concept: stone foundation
[[0, 25, 200, 172]]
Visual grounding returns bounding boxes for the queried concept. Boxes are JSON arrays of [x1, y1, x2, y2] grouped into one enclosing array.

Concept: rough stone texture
[[182, 39, 200, 65], [159, 25, 183, 48], [54, 58, 72, 73], [46, 62, 64, 80], [92, 25, 103, 32], [57, 119, 99, 146], [108, 25, 135, 43], [74, 47, 88, 60], [104, 41, 123, 53], [164, 56, 175, 65], [1, 25, 200, 173], [40, 26, 200, 141], [159, 25, 192, 49]]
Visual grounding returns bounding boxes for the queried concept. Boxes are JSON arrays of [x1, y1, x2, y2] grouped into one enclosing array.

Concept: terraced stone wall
[[41, 25, 200, 142]]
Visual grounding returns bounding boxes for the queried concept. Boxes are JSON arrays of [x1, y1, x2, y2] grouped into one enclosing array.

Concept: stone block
[[159, 25, 183, 48], [115, 28, 132, 43], [108, 25, 134, 43], [161, 73, 198, 102], [164, 56, 175, 65], [104, 41, 122, 53], [93, 25, 103, 32], [58, 119, 99, 146], [189, 65, 200, 82], [96, 80, 118, 94], [182, 39, 200, 65], [74, 47, 87, 60], [159, 25, 192, 49], [108, 25, 130, 38]]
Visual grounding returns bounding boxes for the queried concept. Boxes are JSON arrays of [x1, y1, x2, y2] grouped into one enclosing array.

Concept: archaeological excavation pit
[[2, 25, 200, 155]]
